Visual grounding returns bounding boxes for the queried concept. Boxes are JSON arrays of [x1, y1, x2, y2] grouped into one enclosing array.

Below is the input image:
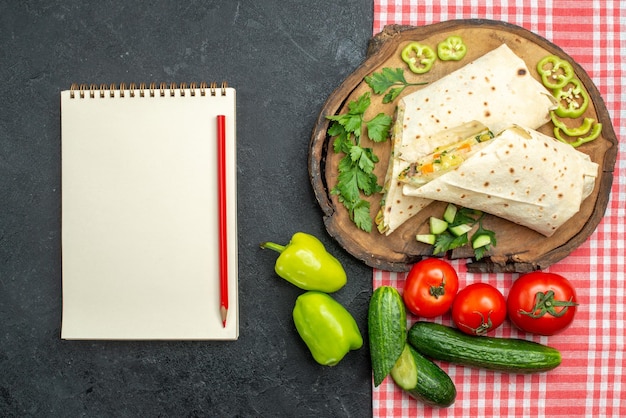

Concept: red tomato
[[403, 258, 459, 318], [452, 283, 506, 335], [507, 271, 578, 335]]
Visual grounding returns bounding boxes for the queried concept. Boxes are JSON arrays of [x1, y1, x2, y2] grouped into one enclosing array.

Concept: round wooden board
[[309, 20, 618, 273]]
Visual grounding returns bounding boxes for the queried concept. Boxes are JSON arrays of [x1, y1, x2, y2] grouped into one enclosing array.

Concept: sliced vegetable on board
[[554, 122, 602, 148], [401, 42, 436, 74], [437, 35, 467, 61], [416, 204, 497, 260], [551, 112, 595, 137], [536, 54, 575, 89], [537, 55, 601, 148], [552, 77, 590, 118]]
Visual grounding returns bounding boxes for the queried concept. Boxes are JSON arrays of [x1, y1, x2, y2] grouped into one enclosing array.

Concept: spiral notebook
[[60, 82, 238, 340]]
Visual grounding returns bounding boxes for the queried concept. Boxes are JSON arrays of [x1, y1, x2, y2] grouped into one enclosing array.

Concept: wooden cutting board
[[309, 20, 618, 273]]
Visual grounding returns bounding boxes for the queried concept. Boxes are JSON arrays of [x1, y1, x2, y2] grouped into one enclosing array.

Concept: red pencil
[[217, 114, 228, 327]]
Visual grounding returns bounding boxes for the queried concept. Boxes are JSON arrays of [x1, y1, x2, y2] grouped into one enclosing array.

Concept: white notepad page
[[61, 84, 238, 340]]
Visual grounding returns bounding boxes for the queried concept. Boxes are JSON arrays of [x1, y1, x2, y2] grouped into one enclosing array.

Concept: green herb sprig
[[326, 92, 392, 232], [364, 67, 428, 104]]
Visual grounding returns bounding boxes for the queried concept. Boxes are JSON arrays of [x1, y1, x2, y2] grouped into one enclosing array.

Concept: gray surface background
[[0, 1, 376, 416]]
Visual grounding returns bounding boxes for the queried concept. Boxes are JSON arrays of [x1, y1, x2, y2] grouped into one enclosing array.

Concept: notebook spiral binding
[[69, 81, 228, 99]]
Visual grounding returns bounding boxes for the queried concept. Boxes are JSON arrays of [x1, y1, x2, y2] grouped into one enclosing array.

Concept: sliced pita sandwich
[[377, 44, 556, 235], [402, 125, 599, 237]]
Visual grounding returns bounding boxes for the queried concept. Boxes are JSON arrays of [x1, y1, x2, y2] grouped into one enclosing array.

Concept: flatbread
[[378, 44, 556, 235], [403, 125, 599, 237]]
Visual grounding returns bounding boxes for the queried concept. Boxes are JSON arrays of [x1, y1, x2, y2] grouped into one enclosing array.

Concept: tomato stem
[[473, 310, 493, 336], [519, 290, 578, 318], [460, 310, 493, 336], [429, 277, 446, 299]]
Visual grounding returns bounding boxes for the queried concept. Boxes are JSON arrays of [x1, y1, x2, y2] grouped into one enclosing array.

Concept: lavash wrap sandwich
[[401, 125, 599, 237], [377, 44, 557, 235]]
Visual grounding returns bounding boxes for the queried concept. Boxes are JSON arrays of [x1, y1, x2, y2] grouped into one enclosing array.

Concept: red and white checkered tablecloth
[[372, 1, 625, 417]]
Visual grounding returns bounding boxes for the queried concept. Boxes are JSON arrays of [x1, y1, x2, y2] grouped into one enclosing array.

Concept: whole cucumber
[[368, 286, 406, 386], [408, 321, 561, 373]]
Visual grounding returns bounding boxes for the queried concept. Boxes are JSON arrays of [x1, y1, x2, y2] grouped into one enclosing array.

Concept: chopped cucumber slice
[[416, 234, 436, 245], [449, 223, 472, 237], [472, 234, 493, 249], [442, 203, 458, 224], [429, 217, 448, 235], [390, 344, 418, 390]]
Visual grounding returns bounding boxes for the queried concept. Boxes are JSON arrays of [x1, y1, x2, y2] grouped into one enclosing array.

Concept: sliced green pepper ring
[[554, 122, 602, 148], [401, 42, 436, 74], [551, 112, 595, 137], [437, 35, 467, 61], [537, 55, 575, 89], [553, 78, 590, 118]]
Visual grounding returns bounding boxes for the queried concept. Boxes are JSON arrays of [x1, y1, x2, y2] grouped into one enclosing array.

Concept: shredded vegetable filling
[[400, 130, 494, 185]]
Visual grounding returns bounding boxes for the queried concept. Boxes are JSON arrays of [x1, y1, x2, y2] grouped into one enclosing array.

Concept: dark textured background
[[0, 1, 375, 416]]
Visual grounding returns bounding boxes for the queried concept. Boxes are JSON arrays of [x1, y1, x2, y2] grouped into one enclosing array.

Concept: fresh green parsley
[[433, 231, 468, 255], [364, 67, 427, 104], [327, 92, 392, 232]]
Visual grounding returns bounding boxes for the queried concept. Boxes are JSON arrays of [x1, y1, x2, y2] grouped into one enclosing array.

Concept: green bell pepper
[[551, 111, 595, 137], [437, 35, 467, 61], [292, 291, 363, 366], [553, 78, 589, 118], [260, 232, 347, 293], [537, 55, 575, 89], [401, 42, 436, 74], [554, 122, 602, 148]]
